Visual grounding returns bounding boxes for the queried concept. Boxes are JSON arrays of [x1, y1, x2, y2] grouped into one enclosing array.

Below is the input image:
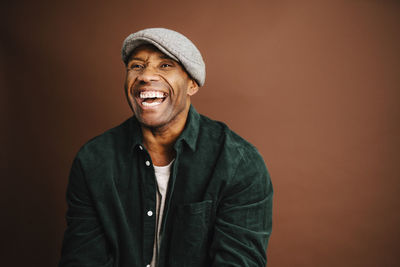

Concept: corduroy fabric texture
[[59, 105, 273, 267], [121, 28, 206, 86]]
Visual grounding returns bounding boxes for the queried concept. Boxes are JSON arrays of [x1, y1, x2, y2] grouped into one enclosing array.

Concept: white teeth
[[140, 91, 165, 99], [139, 91, 166, 107], [142, 101, 162, 107]]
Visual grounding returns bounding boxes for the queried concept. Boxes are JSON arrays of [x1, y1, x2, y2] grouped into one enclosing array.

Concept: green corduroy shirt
[[59, 105, 273, 267]]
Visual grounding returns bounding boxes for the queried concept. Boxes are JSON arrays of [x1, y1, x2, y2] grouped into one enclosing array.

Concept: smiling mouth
[[139, 91, 167, 107]]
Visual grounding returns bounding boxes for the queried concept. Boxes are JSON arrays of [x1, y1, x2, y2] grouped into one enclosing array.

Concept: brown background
[[2, 0, 399, 266]]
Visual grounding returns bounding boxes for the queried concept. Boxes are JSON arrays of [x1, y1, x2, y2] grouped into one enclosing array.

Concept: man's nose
[[137, 66, 160, 83]]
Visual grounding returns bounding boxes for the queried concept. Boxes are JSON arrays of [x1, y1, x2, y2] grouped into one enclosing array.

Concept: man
[[59, 28, 273, 267]]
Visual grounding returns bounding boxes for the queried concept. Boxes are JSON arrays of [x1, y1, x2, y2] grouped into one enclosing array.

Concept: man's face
[[124, 45, 198, 129]]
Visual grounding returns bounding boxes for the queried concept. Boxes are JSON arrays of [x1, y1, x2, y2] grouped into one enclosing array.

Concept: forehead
[[128, 44, 174, 61]]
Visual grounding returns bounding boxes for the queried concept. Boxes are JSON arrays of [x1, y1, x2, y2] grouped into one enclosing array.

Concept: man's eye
[[161, 63, 173, 68], [130, 64, 143, 69]]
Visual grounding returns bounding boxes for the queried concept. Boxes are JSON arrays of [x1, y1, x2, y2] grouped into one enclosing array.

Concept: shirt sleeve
[[210, 147, 273, 267], [59, 157, 114, 267]]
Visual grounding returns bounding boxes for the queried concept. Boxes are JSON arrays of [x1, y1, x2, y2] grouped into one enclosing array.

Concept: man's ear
[[187, 79, 199, 96]]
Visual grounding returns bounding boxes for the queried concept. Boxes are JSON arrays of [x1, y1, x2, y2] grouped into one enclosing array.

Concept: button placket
[[139, 145, 157, 265]]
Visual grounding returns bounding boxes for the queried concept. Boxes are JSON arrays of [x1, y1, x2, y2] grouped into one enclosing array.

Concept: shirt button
[[145, 160, 151, 166], [147, 210, 153, 217], [139, 145, 143, 150]]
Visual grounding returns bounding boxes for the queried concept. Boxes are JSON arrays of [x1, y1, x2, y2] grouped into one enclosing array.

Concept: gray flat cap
[[121, 28, 206, 86]]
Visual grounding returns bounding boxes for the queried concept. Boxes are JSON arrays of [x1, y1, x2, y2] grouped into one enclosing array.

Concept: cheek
[[125, 75, 136, 94], [172, 78, 189, 95]]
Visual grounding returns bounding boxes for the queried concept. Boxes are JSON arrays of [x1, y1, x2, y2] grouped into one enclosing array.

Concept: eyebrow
[[160, 55, 174, 60], [129, 57, 145, 62]]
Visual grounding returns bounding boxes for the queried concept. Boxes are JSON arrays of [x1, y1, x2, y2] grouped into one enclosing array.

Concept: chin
[[137, 116, 167, 129]]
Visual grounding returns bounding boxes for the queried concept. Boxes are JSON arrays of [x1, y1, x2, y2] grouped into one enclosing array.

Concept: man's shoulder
[[198, 113, 260, 157], [75, 117, 134, 161], [197, 113, 269, 188]]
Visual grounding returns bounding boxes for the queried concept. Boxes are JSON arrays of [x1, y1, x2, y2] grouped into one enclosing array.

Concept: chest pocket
[[168, 200, 213, 266]]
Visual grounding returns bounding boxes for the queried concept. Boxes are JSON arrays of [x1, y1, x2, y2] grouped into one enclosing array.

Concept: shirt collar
[[175, 104, 200, 152], [129, 104, 200, 152], [129, 116, 143, 152]]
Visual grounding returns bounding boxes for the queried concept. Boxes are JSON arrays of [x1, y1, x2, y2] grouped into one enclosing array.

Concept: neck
[[141, 106, 190, 166]]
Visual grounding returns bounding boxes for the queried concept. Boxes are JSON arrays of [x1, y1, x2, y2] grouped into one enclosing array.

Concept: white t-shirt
[[150, 160, 174, 267]]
